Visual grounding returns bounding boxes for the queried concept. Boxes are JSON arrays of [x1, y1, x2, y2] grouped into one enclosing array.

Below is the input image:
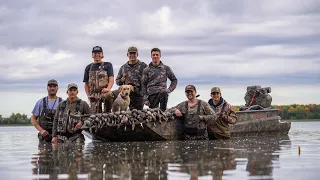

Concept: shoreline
[[0, 124, 32, 127]]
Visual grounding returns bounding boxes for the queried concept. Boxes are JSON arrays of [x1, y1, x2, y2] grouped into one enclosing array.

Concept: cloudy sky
[[0, 0, 319, 117]]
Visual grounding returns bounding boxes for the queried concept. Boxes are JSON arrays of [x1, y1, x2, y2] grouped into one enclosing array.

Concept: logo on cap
[[92, 46, 103, 52], [185, 85, 196, 92]]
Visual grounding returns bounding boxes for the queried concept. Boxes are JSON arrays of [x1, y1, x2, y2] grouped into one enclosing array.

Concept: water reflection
[[30, 134, 291, 180], [237, 135, 291, 179], [31, 143, 87, 180]]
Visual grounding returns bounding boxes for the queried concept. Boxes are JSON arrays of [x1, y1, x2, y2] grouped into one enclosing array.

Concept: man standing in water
[[31, 79, 63, 143], [116, 46, 148, 110], [207, 87, 237, 139], [174, 85, 216, 140], [52, 83, 91, 143], [83, 46, 115, 113], [142, 48, 178, 111]]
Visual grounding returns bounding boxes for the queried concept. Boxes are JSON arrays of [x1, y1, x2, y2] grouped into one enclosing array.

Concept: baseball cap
[[47, 79, 58, 86], [185, 85, 196, 92], [67, 83, 78, 90], [127, 46, 138, 53], [211, 87, 221, 93], [92, 46, 103, 53]]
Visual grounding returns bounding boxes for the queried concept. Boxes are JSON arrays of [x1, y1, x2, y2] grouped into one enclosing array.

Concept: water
[[0, 122, 319, 180]]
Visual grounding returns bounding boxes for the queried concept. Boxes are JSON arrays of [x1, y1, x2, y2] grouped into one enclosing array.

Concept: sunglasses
[[128, 52, 137, 54], [185, 90, 194, 93], [48, 85, 57, 88], [211, 92, 220, 95]]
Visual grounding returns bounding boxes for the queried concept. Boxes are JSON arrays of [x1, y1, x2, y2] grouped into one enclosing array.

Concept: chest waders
[[88, 62, 111, 113], [183, 101, 207, 140], [57, 99, 81, 142], [38, 97, 62, 142], [208, 102, 230, 139]]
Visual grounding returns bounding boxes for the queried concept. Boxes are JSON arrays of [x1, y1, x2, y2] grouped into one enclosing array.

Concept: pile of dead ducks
[[83, 108, 176, 132]]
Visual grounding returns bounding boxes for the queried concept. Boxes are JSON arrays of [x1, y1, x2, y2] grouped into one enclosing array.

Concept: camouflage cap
[[47, 79, 58, 86], [127, 46, 138, 53], [185, 85, 196, 92], [67, 83, 78, 90], [92, 46, 103, 53], [211, 87, 221, 93]]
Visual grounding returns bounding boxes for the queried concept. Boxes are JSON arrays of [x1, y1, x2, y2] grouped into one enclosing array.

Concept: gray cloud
[[0, 0, 319, 93]]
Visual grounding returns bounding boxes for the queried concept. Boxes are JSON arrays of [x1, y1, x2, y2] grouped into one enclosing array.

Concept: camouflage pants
[[148, 91, 169, 111], [90, 91, 114, 113]]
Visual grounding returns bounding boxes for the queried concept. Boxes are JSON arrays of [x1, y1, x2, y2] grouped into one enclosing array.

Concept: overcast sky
[[0, 0, 319, 117]]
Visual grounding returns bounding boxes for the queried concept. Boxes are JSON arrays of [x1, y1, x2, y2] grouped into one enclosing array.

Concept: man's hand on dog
[[121, 74, 126, 83]]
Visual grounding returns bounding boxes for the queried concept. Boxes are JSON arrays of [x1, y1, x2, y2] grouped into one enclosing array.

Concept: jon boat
[[77, 108, 291, 142]]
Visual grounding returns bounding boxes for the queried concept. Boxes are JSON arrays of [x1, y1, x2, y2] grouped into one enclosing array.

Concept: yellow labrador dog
[[112, 85, 134, 112]]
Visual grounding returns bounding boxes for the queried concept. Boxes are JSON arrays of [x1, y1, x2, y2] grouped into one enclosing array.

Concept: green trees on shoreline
[[1, 104, 320, 125], [0, 113, 31, 125]]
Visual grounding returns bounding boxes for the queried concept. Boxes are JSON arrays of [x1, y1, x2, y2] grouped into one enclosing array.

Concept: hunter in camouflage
[[142, 48, 178, 111], [115, 46, 148, 110], [52, 83, 91, 144], [207, 87, 238, 139], [31, 79, 63, 143], [83, 46, 115, 113], [240, 85, 272, 111], [174, 85, 216, 140]]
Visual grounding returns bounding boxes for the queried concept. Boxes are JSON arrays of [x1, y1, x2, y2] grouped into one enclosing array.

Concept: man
[[174, 85, 216, 140], [207, 87, 238, 139], [52, 83, 91, 143], [83, 46, 115, 113], [115, 46, 148, 110], [142, 48, 178, 111], [31, 79, 63, 143]]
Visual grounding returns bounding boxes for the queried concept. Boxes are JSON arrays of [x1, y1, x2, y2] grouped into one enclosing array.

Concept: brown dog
[[112, 85, 134, 112]]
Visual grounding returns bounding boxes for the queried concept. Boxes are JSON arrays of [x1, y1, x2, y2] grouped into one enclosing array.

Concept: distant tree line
[[0, 104, 319, 125], [0, 113, 31, 125], [232, 104, 320, 120]]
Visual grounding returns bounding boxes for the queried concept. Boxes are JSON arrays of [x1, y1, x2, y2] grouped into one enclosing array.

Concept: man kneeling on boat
[[207, 87, 238, 139], [52, 83, 91, 144], [174, 85, 216, 140]]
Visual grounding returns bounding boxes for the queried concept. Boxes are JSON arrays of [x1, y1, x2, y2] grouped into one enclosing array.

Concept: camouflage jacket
[[115, 60, 148, 95], [175, 100, 216, 123], [208, 98, 237, 138], [52, 97, 91, 137], [142, 61, 178, 100]]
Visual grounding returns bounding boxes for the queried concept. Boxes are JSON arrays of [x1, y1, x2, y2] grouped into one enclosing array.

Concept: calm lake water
[[0, 121, 319, 180]]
